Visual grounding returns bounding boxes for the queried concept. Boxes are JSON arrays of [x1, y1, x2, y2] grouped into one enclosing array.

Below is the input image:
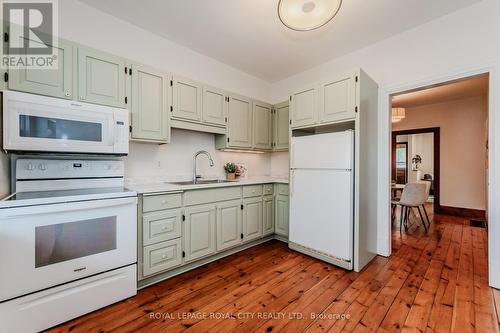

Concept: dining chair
[[417, 180, 432, 227], [397, 183, 428, 232]]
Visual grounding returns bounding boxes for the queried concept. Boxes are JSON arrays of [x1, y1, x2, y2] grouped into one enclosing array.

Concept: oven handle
[[0, 196, 137, 218]]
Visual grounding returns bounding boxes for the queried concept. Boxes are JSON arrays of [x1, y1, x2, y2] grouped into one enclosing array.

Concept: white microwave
[[2, 91, 129, 155]]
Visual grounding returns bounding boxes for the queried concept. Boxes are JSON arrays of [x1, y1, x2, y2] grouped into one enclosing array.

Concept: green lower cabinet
[[183, 204, 217, 262], [142, 209, 182, 246], [263, 195, 275, 236], [242, 197, 263, 242], [275, 194, 289, 237], [8, 39, 74, 99], [216, 200, 243, 251], [143, 238, 183, 277]]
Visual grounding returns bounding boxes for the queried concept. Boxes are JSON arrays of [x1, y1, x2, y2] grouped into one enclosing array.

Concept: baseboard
[[437, 205, 486, 220]]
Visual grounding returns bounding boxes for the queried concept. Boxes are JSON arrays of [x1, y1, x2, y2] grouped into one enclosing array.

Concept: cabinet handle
[[161, 226, 167, 230], [162, 254, 167, 259], [161, 200, 168, 205], [80, 96, 85, 100]]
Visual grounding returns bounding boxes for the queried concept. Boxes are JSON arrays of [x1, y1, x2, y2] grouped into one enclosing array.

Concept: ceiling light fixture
[[392, 108, 406, 123], [278, 0, 342, 31]]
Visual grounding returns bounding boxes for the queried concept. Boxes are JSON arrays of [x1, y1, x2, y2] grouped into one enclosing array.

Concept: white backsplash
[[124, 129, 274, 185]]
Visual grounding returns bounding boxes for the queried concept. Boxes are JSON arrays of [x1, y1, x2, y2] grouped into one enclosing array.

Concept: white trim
[[377, 63, 499, 288]]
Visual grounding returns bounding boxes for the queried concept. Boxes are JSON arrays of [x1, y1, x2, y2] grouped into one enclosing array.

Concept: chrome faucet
[[193, 150, 215, 183]]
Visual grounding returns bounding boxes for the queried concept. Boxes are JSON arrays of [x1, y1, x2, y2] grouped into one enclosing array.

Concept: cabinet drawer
[[143, 209, 182, 246], [263, 184, 274, 196], [143, 238, 182, 277], [243, 185, 263, 198], [143, 193, 182, 212], [277, 184, 289, 195], [184, 187, 241, 206]]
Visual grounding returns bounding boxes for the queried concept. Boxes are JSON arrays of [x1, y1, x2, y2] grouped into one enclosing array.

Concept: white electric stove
[[0, 157, 138, 333]]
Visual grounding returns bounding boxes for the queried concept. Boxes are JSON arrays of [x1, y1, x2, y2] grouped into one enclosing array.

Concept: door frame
[[392, 127, 440, 212], [377, 64, 498, 288]]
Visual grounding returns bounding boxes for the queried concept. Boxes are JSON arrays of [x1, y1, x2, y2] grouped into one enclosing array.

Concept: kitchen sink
[[167, 179, 233, 186]]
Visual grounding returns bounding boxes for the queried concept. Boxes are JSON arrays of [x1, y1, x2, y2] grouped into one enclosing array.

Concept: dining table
[[392, 183, 405, 198]]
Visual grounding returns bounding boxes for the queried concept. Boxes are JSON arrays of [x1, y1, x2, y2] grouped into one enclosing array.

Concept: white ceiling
[[392, 74, 489, 108], [79, 0, 482, 82]]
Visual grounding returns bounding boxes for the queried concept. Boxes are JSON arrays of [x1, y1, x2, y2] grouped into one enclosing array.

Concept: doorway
[[389, 74, 489, 236]]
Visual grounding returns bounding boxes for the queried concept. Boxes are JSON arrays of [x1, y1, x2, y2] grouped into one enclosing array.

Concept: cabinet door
[[9, 39, 73, 99], [275, 195, 289, 237], [78, 47, 127, 107], [290, 85, 317, 128], [216, 200, 242, 251], [274, 101, 289, 150], [172, 75, 202, 122], [253, 101, 272, 150], [143, 238, 182, 277], [131, 64, 170, 142], [227, 95, 252, 148], [263, 195, 275, 236], [203, 86, 227, 127], [242, 197, 263, 242], [319, 74, 356, 123], [142, 209, 182, 246], [184, 204, 216, 262]]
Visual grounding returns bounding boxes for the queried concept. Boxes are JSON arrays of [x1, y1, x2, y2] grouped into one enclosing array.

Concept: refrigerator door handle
[[290, 170, 294, 197]]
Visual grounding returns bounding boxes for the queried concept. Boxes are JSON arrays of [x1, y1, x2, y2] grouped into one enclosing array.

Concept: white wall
[[409, 133, 434, 182], [267, 0, 500, 287], [124, 129, 271, 183]]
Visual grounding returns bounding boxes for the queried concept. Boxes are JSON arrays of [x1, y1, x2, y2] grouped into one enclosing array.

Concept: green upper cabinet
[[290, 84, 317, 129], [227, 94, 253, 148], [202, 85, 227, 127], [77, 47, 127, 108], [319, 73, 356, 124], [8, 39, 74, 99], [130, 64, 170, 143], [252, 100, 272, 150], [273, 101, 289, 151], [172, 75, 202, 122]]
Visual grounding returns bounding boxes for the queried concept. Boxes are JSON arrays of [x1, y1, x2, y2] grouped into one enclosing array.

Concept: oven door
[[2, 91, 128, 154], [0, 196, 137, 302]]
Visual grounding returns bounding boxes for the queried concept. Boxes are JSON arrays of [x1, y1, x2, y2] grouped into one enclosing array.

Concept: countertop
[[126, 177, 289, 194]]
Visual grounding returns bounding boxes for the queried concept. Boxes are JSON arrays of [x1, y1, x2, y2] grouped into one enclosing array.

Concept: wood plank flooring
[[47, 207, 499, 332]]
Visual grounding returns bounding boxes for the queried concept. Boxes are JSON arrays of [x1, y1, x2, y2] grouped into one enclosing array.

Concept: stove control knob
[[27, 163, 34, 171], [39, 164, 48, 171]]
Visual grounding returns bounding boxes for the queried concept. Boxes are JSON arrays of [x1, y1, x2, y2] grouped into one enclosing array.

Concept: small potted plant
[[224, 162, 237, 181]]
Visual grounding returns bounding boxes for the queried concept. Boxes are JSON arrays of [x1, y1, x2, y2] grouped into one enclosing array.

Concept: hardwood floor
[[47, 209, 499, 333]]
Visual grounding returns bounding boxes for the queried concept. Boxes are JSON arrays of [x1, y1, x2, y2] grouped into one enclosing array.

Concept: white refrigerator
[[289, 130, 354, 270]]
